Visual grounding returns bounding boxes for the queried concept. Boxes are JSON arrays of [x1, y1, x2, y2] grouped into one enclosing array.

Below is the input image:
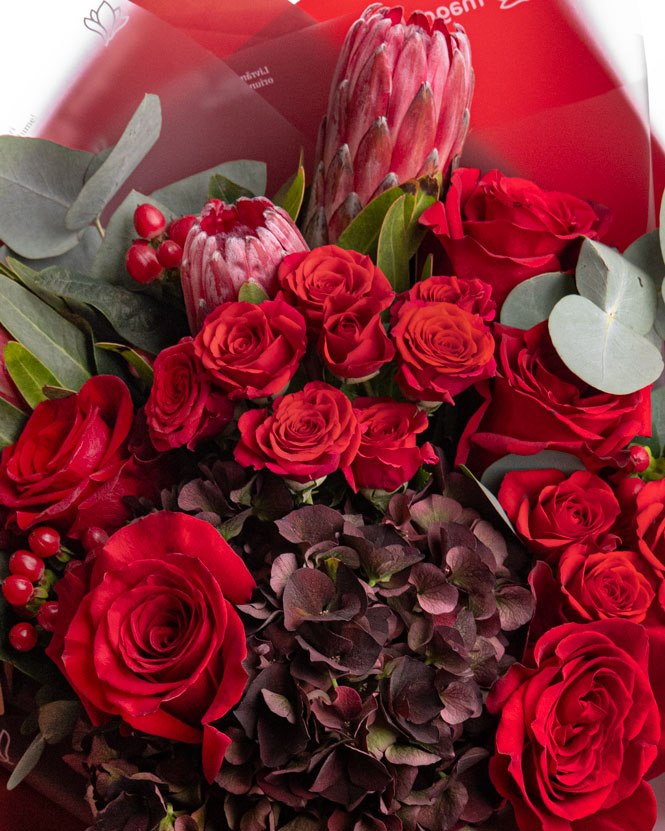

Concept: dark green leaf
[[0, 397, 27, 448], [336, 184, 405, 255], [377, 194, 410, 293], [273, 153, 306, 222], [0, 137, 93, 257], [4, 342, 60, 408], [420, 253, 434, 282], [38, 700, 80, 744], [238, 282, 269, 305], [500, 272, 575, 329], [42, 385, 76, 400], [151, 160, 267, 215], [208, 174, 255, 203], [0, 272, 91, 390], [405, 177, 439, 259], [96, 342, 154, 386], [6, 734, 47, 790], [65, 94, 162, 230]]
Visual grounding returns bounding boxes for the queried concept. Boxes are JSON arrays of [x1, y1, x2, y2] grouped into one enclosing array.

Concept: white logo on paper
[[497, 0, 531, 8], [84, 0, 129, 45]]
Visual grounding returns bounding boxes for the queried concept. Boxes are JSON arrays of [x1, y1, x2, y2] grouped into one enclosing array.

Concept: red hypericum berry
[[156, 239, 183, 269], [628, 445, 650, 474], [37, 601, 60, 633], [125, 243, 164, 284], [133, 203, 166, 240], [615, 476, 645, 507], [9, 550, 45, 582], [166, 214, 196, 248], [8, 622, 38, 651], [28, 526, 61, 558], [2, 574, 34, 606], [81, 526, 108, 552]]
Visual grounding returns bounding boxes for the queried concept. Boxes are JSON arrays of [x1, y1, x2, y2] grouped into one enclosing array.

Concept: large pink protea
[[304, 3, 473, 246], [180, 196, 308, 332]]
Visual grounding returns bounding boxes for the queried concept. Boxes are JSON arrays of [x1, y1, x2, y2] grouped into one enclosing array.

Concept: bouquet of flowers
[[0, 4, 664, 830]]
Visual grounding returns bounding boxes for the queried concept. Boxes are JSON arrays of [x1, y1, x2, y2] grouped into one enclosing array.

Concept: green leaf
[[4, 342, 60, 408], [12, 225, 103, 275], [649, 386, 665, 457], [500, 272, 576, 329], [548, 294, 663, 395], [377, 194, 410, 294], [26, 266, 184, 354], [458, 464, 516, 534], [6, 734, 47, 790], [0, 272, 91, 390], [0, 137, 94, 258], [90, 190, 174, 288], [151, 160, 267, 215], [660, 189, 665, 266], [624, 229, 665, 284], [480, 450, 585, 493], [273, 153, 306, 222], [336, 184, 405, 255], [404, 177, 439, 259], [208, 174, 255, 203], [575, 238, 656, 334], [238, 282, 269, 305], [420, 253, 434, 282], [96, 342, 154, 386], [38, 700, 80, 744], [65, 95, 162, 231], [0, 397, 27, 448]]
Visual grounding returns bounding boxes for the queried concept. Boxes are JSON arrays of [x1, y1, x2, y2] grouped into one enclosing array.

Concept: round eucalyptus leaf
[[500, 271, 575, 329], [660, 189, 665, 265], [575, 238, 656, 334], [624, 230, 665, 284], [549, 294, 663, 395], [481, 451, 585, 493]]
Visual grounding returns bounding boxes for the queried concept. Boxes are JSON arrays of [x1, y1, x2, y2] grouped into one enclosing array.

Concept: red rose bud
[[181, 197, 308, 333], [420, 168, 611, 309], [304, 5, 473, 244], [9, 621, 38, 651], [125, 242, 164, 284], [343, 397, 438, 492], [156, 239, 183, 269], [133, 203, 166, 239], [392, 301, 496, 404], [166, 214, 196, 248], [194, 300, 307, 400]]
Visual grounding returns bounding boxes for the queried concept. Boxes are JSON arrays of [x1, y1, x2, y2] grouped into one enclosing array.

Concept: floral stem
[[94, 217, 105, 239]]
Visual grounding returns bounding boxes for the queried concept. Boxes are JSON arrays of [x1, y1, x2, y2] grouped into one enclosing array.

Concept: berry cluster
[[3, 526, 108, 652], [125, 204, 195, 284]]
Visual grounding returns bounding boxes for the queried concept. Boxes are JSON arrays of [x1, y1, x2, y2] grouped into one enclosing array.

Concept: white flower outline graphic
[[83, 0, 129, 46], [497, 0, 532, 8]]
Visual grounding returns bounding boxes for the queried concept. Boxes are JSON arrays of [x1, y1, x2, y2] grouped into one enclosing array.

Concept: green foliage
[[273, 152, 306, 221], [480, 450, 585, 494], [4, 342, 60, 408], [500, 272, 575, 329], [238, 282, 270, 305], [152, 160, 267, 214], [0, 397, 27, 448], [208, 174, 255, 203], [96, 342, 154, 387]]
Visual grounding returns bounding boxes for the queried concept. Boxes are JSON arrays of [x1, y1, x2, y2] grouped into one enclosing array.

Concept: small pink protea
[[304, 3, 473, 245], [180, 196, 308, 332]]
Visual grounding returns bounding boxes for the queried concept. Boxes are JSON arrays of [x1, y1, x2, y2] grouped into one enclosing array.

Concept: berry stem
[[94, 217, 106, 239]]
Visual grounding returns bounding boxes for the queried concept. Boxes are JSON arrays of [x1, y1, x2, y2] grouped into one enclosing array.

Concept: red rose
[[343, 397, 437, 492], [488, 620, 660, 831], [391, 301, 496, 404], [234, 381, 361, 483], [636, 479, 665, 572], [457, 322, 651, 471], [47, 512, 255, 783], [277, 246, 394, 337], [0, 376, 153, 536], [391, 274, 496, 324], [319, 294, 395, 381], [145, 337, 234, 451], [420, 168, 610, 308], [498, 469, 620, 565], [193, 299, 306, 400]]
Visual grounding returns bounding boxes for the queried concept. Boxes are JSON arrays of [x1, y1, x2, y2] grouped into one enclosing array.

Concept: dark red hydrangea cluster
[[207, 480, 533, 831]]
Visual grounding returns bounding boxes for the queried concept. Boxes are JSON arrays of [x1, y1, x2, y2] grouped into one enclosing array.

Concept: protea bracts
[[180, 196, 308, 332], [304, 3, 474, 246]]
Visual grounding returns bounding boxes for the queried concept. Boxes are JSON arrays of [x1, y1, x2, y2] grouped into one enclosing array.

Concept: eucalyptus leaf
[[151, 160, 267, 215], [0, 137, 94, 257], [65, 94, 162, 230], [458, 464, 516, 534], [500, 272, 575, 329], [336, 184, 405, 255], [96, 342, 154, 386], [27, 266, 184, 354], [6, 734, 47, 790], [273, 155, 306, 222], [660, 189, 665, 265], [481, 450, 585, 493], [0, 397, 27, 448], [649, 386, 665, 457], [654, 294, 665, 341], [90, 190, 174, 287], [208, 174, 255, 203], [0, 272, 91, 390], [549, 294, 663, 395], [624, 230, 665, 285], [4, 342, 60, 408], [377, 194, 410, 294], [11, 225, 103, 274], [575, 238, 656, 335]]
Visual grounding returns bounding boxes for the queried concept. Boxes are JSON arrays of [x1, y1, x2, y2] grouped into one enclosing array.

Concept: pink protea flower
[[180, 196, 308, 333], [304, 3, 473, 245]]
